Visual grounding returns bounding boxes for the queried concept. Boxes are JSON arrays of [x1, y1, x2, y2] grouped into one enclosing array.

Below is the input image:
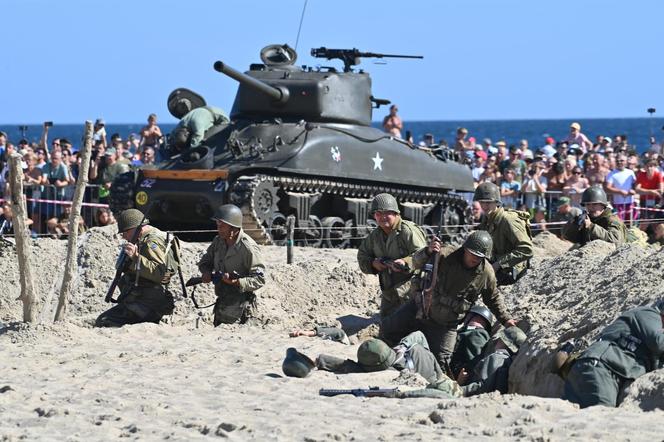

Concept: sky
[[3, 0, 664, 124]]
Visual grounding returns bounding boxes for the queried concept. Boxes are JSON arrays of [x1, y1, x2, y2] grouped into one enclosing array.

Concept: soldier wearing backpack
[[474, 182, 534, 285]]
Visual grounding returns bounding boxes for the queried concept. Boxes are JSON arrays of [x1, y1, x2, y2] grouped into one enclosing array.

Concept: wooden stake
[[8, 153, 38, 323], [286, 215, 295, 264], [55, 121, 94, 321]]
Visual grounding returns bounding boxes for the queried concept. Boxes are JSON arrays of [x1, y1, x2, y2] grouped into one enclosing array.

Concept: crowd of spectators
[[0, 114, 162, 237]]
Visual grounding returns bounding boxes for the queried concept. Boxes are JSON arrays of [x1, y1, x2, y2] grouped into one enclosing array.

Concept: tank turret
[[112, 44, 475, 248]]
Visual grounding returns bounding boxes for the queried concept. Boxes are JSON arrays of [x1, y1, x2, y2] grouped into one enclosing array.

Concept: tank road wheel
[[322, 216, 351, 249], [298, 215, 323, 247], [109, 171, 137, 216], [442, 204, 465, 245], [252, 179, 280, 225], [269, 212, 288, 246]]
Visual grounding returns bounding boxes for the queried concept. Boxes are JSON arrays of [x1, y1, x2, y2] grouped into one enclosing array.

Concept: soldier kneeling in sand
[[562, 186, 626, 246], [196, 204, 265, 326]]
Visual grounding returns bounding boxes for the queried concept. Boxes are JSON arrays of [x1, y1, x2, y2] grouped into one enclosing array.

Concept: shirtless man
[[382, 105, 403, 138]]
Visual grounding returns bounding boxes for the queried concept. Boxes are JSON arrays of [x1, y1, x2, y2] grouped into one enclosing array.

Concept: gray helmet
[[212, 204, 243, 228], [581, 186, 608, 206], [496, 326, 527, 353], [466, 304, 495, 329], [282, 347, 315, 378], [371, 193, 400, 214], [116, 208, 148, 233], [473, 182, 501, 204], [463, 231, 493, 258], [357, 339, 397, 372]]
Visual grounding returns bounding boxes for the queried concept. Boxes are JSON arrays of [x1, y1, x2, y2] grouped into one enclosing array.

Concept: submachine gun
[[311, 47, 423, 73]]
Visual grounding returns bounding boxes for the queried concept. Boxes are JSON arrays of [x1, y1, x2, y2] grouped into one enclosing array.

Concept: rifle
[[105, 210, 150, 304], [416, 212, 444, 320], [575, 210, 588, 228], [319, 387, 399, 398], [377, 257, 410, 273], [185, 269, 265, 309]]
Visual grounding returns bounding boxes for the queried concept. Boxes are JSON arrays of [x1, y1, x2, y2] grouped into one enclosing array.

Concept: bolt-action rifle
[[416, 213, 445, 320], [185, 269, 265, 309], [377, 257, 410, 273], [319, 387, 399, 398]]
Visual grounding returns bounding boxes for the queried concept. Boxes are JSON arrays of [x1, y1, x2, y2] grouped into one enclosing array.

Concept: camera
[[91, 149, 99, 161], [528, 169, 535, 176], [44, 121, 53, 127]]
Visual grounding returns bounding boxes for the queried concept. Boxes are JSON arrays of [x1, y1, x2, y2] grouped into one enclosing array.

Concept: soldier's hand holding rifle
[[201, 271, 239, 286], [123, 242, 138, 258]]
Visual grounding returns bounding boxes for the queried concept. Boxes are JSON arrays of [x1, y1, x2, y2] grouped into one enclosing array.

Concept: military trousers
[[380, 300, 458, 369], [95, 302, 163, 328], [213, 291, 257, 326], [563, 359, 622, 408]]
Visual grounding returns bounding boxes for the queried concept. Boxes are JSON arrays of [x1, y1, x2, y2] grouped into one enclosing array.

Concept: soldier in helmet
[[450, 304, 495, 377], [197, 204, 266, 325], [562, 186, 626, 246], [357, 193, 428, 317], [380, 230, 516, 371], [563, 299, 664, 408], [95, 209, 176, 327], [474, 181, 533, 285]]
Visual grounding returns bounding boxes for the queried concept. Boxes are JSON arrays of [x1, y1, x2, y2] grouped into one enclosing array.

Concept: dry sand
[[0, 227, 663, 441]]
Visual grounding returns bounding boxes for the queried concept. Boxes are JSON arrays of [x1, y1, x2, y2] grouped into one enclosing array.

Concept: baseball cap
[[496, 140, 507, 147], [95, 118, 105, 126], [104, 147, 117, 156], [556, 196, 571, 207], [545, 137, 555, 145], [570, 122, 581, 130], [602, 137, 612, 145]]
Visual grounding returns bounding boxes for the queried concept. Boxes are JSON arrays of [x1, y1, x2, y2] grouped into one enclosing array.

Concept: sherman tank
[[112, 44, 475, 247]]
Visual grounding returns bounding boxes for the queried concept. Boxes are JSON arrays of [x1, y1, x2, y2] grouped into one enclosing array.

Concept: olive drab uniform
[[95, 227, 176, 327], [563, 306, 664, 408], [478, 207, 533, 285], [198, 230, 265, 325], [316, 331, 443, 383], [562, 207, 626, 246], [380, 247, 512, 367], [357, 218, 427, 317], [450, 325, 491, 377]]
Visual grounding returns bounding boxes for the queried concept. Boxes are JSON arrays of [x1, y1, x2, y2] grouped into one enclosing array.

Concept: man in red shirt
[[635, 159, 663, 224]]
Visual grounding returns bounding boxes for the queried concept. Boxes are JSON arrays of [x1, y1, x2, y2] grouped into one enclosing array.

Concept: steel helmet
[[371, 193, 400, 214], [466, 304, 495, 329], [473, 182, 501, 204], [212, 204, 243, 228], [463, 231, 493, 258], [357, 338, 397, 372], [581, 186, 608, 206], [282, 347, 315, 378], [116, 208, 148, 233]]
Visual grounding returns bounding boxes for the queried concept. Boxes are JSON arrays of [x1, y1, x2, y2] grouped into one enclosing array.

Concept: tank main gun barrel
[[214, 61, 289, 103], [311, 47, 423, 72]]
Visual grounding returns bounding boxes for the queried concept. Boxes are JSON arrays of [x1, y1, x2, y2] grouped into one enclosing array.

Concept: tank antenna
[[294, 0, 308, 51]]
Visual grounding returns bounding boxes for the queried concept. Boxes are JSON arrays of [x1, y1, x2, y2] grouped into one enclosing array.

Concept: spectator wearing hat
[[93, 119, 107, 149], [563, 165, 590, 207], [540, 137, 556, 158], [140, 113, 163, 149], [606, 154, 637, 223], [550, 196, 581, 237], [382, 105, 403, 138], [565, 122, 592, 153]]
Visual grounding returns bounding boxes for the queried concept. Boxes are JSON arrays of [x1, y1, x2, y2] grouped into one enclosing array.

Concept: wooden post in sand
[[286, 215, 295, 264], [8, 153, 39, 323], [55, 121, 94, 321]]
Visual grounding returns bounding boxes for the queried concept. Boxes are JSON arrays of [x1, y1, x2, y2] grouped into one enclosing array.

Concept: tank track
[[228, 174, 471, 247]]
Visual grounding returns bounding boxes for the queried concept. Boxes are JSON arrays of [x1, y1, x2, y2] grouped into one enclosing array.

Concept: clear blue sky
[[3, 0, 663, 124]]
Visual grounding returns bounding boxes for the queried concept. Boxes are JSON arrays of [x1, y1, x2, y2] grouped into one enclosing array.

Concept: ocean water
[[4, 117, 664, 154]]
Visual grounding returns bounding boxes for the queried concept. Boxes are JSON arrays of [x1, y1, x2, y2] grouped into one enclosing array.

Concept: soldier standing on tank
[[380, 231, 517, 371], [357, 193, 428, 318], [95, 209, 176, 327], [197, 204, 266, 326], [450, 305, 495, 378], [473, 182, 533, 285], [562, 186, 626, 246], [563, 300, 664, 408]]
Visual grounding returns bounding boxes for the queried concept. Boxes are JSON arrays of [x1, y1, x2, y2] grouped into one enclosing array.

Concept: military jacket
[[198, 230, 265, 298], [562, 207, 625, 246], [451, 326, 491, 375], [411, 248, 511, 326], [176, 106, 229, 148], [462, 348, 512, 396], [357, 218, 427, 304], [577, 306, 664, 379], [478, 207, 533, 274]]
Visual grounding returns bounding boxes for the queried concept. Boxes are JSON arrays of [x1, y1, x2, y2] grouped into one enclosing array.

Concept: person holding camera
[[562, 186, 626, 246], [521, 162, 548, 216]]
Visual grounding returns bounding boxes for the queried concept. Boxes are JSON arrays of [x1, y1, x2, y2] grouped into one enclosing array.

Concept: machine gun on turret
[[311, 47, 423, 72]]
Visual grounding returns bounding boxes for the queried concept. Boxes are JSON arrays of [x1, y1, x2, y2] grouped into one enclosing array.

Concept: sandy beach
[[1, 227, 663, 441]]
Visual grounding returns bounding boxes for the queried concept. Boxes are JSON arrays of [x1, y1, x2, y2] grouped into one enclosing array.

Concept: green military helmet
[[473, 182, 501, 204], [371, 193, 400, 214], [357, 338, 397, 372], [581, 186, 608, 206], [212, 204, 243, 228], [116, 208, 148, 233], [496, 326, 527, 353], [466, 304, 495, 329], [282, 347, 315, 378], [463, 231, 493, 258]]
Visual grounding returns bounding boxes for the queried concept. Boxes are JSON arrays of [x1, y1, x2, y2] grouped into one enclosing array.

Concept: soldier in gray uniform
[[450, 305, 495, 377], [197, 204, 266, 325], [357, 193, 428, 317], [563, 300, 664, 408], [95, 209, 176, 327], [314, 331, 443, 383]]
